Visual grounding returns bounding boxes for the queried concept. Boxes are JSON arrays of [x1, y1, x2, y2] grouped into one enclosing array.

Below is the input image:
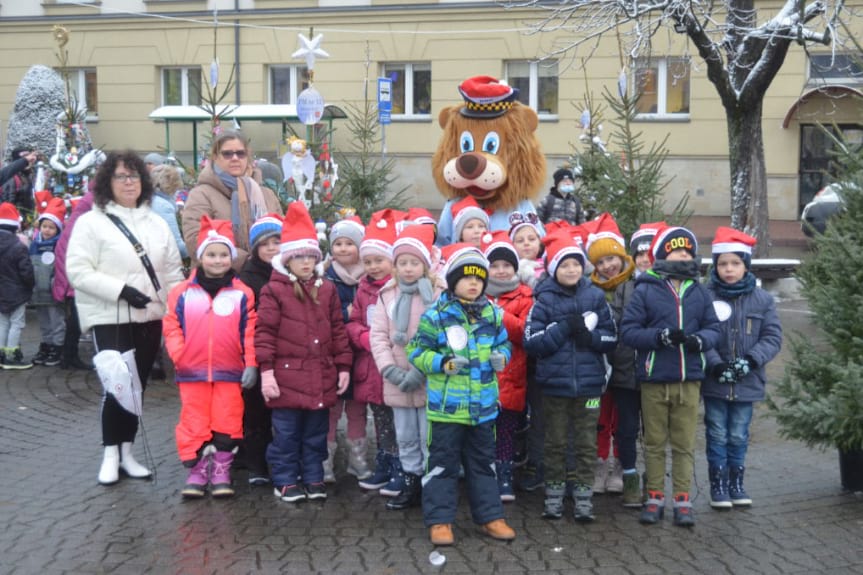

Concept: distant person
[[143, 152, 165, 173], [30, 198, 68, 367], [1, 147, 38, 216], [150, 164, 188, 259], [0, 148, 37, 189], [537, 168, 583, 226]]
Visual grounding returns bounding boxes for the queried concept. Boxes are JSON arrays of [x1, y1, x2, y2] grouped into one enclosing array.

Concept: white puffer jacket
[[66, 201, 185, 332]]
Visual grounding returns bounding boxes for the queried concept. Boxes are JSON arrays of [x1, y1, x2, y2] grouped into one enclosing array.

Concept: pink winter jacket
[[370, 276, 446, 408], [345, 275, 389, 405]]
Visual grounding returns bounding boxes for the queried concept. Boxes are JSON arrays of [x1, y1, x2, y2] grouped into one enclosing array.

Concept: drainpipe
[[234, 0, 241, 104]]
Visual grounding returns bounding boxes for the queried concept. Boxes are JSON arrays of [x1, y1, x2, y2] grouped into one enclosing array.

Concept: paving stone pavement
[[1, 300, 861, 575]]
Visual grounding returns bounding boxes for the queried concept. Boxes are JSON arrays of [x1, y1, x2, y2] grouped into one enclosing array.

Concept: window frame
[[807, 53, 863, 86], [268, 64, 310, 105], [161, 66, 202, 107], [504, 59, 559, 120], [380, 62, 432, 120], [632, 57, 691, 121], [57, 68, 98, 121]]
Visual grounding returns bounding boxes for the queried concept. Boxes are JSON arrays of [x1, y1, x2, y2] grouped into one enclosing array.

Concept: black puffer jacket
[[609, 279, 638, 390], [0, 229, 34, 313]]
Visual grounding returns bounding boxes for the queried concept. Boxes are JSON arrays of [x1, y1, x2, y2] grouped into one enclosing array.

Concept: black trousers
[[242, 378, 273, 475], [92, 320, 162, 446], [62, 297, 83, 364]]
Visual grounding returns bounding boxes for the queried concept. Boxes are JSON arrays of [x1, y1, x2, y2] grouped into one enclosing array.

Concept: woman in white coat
[[67, 151, 184, 485]]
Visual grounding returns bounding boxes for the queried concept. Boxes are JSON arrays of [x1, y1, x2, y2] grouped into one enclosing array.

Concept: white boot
[[323, 441, 337, 484], [593, 458, 608, 494], [606, 458, 624, 494], [98, 445, 120, 485], [347, 438, 372, 480], [119, 442, 152, 479]]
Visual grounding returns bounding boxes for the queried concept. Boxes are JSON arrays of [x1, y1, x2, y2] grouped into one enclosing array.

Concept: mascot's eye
[[459, 131, 475, 153], [481, 132, 500, 155]]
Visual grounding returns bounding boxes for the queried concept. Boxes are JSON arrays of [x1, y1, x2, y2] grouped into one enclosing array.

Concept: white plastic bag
[[93, 349, 143, 416]]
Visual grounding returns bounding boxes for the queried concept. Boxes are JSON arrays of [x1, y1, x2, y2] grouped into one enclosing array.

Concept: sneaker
[[606, 458, 624, 494], [31, 343, 50, 365], [672, 493, 695, 527], [305, 482, 327, 500], [248, 473, 270, 486], [518, 462, 544, 492], [275, 484, 306, 502], [2, 348, 32, 370], [593, 458, 608, 494], [572, 485, 595, 523], [44, 345, 63, 367], [622, 471, 642, 508], [640, 491, 665, 525]]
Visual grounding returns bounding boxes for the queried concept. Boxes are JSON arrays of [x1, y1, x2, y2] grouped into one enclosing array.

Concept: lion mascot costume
[[432, 75, 546, 246]]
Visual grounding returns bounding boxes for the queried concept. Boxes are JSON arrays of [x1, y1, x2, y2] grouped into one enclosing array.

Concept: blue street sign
[[378, 77, 392, 125]]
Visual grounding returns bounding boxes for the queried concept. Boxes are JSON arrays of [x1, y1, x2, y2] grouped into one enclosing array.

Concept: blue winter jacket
[[151, 191, 188, 259], [619, 271, 721, 383], [524, 276, 617, 398], [325, 264, 359, 324], [702, 283, 782, 402]]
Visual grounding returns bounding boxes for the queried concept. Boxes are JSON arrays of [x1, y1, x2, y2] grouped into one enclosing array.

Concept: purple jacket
[[52, 191, 94, 302]]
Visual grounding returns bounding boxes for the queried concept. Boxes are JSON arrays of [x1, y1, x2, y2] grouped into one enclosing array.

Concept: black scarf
[[197, 268, 235, 299], [709, 268, 757, 299], [652, 259, 700, 281]]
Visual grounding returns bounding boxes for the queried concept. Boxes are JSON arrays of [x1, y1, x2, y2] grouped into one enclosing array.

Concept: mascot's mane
[[431, 101, 546, 212]]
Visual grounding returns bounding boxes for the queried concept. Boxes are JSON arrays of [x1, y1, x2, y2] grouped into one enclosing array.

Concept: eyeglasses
[[220, 149, 248, 160], [112, 173, 141, 182]]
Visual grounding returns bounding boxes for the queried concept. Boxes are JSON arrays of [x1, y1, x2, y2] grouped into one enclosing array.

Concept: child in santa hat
[[451, 196, 489, 248], [703, 227, 782, 509], [30, 197, 68, 367], [163, 215, 259, 499], [370, 223, 447, 510], [508, 211, 545, 288], [256, 202, 352, 503], [0, 202, 34, 369], [619, 225, 721, 527]]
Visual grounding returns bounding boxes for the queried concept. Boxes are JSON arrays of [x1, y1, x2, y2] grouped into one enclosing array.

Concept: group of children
[[161, 189, 782, 545]]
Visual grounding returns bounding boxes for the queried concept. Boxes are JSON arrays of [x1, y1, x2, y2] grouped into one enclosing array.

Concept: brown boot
[[482, 518, 516, 541], [429, 524, 454, 546]]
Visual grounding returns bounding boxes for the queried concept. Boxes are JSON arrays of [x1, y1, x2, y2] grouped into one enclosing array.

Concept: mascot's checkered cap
[[481, 230, 519, 271], [543, 228, 586, 279], [329, 215, 365, 249], [629, 221, 666, 254], [0, 202, 21, 230], [196, 215, 237, 260], [712, 226, 756, 269], [361, 209, 402, 260], [584, 212, 627, 266], [36, 197, 66, 231], [249, 213, 283, 251], [280, 201, 322, 262], [441, 242, 489, 292], [451, 196, 489, 242], [392, 223, 435, 269], [650, 225, 698, 262], [458, 75, 520, 119]]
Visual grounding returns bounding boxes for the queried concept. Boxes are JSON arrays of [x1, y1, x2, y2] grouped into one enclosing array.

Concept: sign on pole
[[377, 77, 392, 126]]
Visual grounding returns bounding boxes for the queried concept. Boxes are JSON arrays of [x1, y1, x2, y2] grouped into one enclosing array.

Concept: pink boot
[[211, 450, 235, 498], [181, 446, 214, 499]]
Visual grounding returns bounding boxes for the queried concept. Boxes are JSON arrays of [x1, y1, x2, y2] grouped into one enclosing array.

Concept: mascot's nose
[[455, 152, 487, 180]]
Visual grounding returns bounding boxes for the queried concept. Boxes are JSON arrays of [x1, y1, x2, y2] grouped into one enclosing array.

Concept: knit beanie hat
[[441, 243, 489, 292], [543, 229, 586, 279], [650, 226, 698, 262], [481, 230, 519, 271], [508, 211, 542, 243], [629, 221, 666, 255], [361, 209, 400, 260], [196, 215, 238, 260], [329, 215, 365, 250], [36, 197, 66, 231], [280, 201, 322, 264], [144, 152, 165, 166], [249, 213, 283, 252], [553, 167, 575, 188], [712, 226, 756, 269], [451, 196, 489, 242], [0, 202, 21, 231], [584, 212, 627, 266], [392, 223, 435, 269]]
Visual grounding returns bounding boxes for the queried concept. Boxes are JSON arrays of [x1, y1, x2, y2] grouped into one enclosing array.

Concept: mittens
[[241, 366, 259, 390], [443, 356, 469, 375], [489, 351, 506, 372], [399, 367, 426, 393], [261, 370, 280, 401], [381, 365, 408, 387]]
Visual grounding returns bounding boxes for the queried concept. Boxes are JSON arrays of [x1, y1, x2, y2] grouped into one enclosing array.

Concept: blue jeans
[[267, 407, 329, 487], [703, 398, 754, 468]]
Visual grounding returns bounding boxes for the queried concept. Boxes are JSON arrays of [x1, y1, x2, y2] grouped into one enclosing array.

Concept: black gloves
[[657, 328, 685, 347], [567, 314, 593, 347], [120, 285, 151, 309], [684, 335, 702, 353], [711, 362, 737, 384], [732, 356, 753, 379]]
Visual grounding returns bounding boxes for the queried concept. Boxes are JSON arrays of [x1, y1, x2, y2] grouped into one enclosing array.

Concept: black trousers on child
[[92, 320, 162, 446]]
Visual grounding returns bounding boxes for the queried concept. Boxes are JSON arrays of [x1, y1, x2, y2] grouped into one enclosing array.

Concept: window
[[58, 68, 98, 118], [505, 60, 559, 116], [381, 62, 431, 117], [161, 67, 201, 106], [808, 53, 863, 85], [633, 58, 690, 117], [269, 65, 310, 105]]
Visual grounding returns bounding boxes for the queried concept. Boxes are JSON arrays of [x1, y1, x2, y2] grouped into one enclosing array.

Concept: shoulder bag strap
[[106, 213, 162, 292]]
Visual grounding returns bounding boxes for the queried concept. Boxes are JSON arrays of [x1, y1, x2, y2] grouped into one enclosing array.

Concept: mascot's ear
[[438, 105, 461, 129], [510, 103, 539, 133]]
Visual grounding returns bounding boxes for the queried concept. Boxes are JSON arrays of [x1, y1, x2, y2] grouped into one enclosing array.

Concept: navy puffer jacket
[[619, 271, 721, 383], [524, 275, 617, 398], [0, 230, 34, 314]]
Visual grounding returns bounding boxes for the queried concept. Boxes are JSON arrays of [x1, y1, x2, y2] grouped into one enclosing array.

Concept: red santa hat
[[584, 212, 627, 265], [196, 215, 237, 260], [36, 197, 67, 231], [360, 209, 401, 260], [630, 221, 667, 254], [543, 228, 586, 279], [458, 75, 520, 119], [405, 207, 436, 227], [280, 201, 323, 263], [451, 196, 489, 242], [392, 223, 435, 269], [712, 226, 756, 268], [329, 215, 365, 250], [481, 230, 519, 270], [34, 191, 54, 214], [0, 202, 21, 230]]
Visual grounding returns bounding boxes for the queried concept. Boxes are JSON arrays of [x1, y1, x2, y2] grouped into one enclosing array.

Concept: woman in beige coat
[[182, 132, 283, 271]]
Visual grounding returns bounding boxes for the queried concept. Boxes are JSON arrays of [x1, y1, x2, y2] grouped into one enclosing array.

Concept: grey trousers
[[38, 304, 66, 346]]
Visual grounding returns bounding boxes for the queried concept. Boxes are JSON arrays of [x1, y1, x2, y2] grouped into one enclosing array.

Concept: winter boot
[[323, 441, 337, 484], [482, 518, 516, 540], [32, 343, 50, 365], [97, 445, 121, 485], [639, 490, 665, 524], [593, 458, 608, 494], [518, 461, 544, 492], [359, 451, 391, 490], [497, 460, 515, 502], [2, 348, 32, 370], [44, 344, 63, 367], [347, 437, 373, 480], [210, 450, 236, 498], [572, 484, 595, 522], [729, 465, 752, 506], [542, 482, 565, 519], [430, 524, 454, 546], [708, 465, 733, 509], [380, 457, 405, 497], [673, 492, 695, 527], [606, 458, 624, 494], [622, 471, 642, 508], [119, 442, 152, 479], [182, 447, 214, 499], [386, 471, 421, 510]]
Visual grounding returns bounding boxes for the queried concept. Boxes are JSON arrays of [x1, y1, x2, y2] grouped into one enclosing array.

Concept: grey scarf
[[486, 276, 520, 297], [391, 277, 435, 346]]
